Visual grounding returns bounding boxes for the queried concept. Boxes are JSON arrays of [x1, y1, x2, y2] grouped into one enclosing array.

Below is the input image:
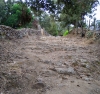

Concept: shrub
[[63, 30, 69, 36], [86, 31, 94, 38]]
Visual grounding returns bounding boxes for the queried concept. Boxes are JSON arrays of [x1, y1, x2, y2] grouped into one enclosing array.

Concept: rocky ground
[[0, 33, 100, 94]]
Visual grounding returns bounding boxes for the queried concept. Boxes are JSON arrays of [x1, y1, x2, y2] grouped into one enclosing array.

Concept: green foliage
[[0, 1, 33, 28], [39, 13, 59, 36], [63, 30, 69, 36], [0, 0, 99, 33], [28, 0, 98, 36], [0, 0, 6, 24], [57, 0, 98, 26], [39, 13, 51, 30], [49, 20, 57, 35], [5, 14, 18, 27], [11, 3, 21, 13]]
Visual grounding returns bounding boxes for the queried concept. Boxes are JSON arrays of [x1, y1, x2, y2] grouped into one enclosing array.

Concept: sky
[[85, 0, 100, 25], [94, 0, 100, 20]]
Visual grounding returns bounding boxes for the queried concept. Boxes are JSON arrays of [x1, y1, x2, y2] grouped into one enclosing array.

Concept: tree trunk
[[94, 18, 96, 31], [81, 24, 85, 37], [81, 14, 85, 37], [75, 21, 78, 34], [67, 24, 70, 33], [88, 19, 90, 31]]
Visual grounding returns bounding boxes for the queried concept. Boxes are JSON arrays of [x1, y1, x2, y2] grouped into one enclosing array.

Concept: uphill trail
[[0, 35, 100, 94]]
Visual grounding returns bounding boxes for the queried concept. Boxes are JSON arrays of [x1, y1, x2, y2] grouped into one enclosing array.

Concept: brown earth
[[0, 34, 100, 94]]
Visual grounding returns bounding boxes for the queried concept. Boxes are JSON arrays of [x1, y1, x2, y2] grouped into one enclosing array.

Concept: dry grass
[[85, 38, 95, 44], [97, 39, 100, 44]]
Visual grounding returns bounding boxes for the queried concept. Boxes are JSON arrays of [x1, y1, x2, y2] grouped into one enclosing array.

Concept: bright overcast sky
[[94, 0, 100, 20]]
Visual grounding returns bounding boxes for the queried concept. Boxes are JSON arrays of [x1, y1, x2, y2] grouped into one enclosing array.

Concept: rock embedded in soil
[[43, 60, 52, 64], [82, 76, 93, 81], [32, 78, 46, 89], [54, 67, 76, 75], [80, 74, 93, 81], [81, 63, 90, 68], [32, 82, 46, 89]]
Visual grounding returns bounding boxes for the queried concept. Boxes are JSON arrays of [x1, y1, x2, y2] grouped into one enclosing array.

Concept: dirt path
[[0, 35, 100, 94]]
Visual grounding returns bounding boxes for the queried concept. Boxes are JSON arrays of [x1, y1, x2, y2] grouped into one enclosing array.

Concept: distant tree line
[[0, 0, 99, 36]]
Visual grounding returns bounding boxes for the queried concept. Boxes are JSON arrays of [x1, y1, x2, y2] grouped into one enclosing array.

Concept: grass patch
[[72, 62, 79, 67]]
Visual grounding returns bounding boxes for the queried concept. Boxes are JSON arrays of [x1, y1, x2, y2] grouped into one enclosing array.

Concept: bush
[[86, 31, 94, 38], [63, 30, 69, 36]]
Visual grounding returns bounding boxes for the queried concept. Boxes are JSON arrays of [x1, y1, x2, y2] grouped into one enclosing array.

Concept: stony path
[[0, 35, 100, 94]]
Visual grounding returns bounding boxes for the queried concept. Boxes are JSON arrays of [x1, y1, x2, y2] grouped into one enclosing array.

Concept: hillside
[[0, 29, 100, 94]]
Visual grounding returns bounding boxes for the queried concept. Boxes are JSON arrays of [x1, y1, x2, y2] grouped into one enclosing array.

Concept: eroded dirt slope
[[0, 35, 100, 94]]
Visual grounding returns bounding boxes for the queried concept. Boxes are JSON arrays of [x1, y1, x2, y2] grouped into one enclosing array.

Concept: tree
[[91, 20, 100, 31], [0, 0, 6, 24], [39, 12, 51, 30], [4, 2, 33, 28], [39, 12, 59, 36], [1, 0, 98, 34], [25, 0, 99, 36], [5, 14, 18, 27], [0, 0, 33, 28], [20, 3, 32, 26], [93, 18, 96, 30], [5, 0, 14, 17], [56, 0, 99, 36], [97, 21, 100, 30]]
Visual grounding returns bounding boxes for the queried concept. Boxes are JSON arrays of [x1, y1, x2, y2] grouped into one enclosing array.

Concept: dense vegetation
[[0, 0, 99, 36], [0, 0, 33, 28]]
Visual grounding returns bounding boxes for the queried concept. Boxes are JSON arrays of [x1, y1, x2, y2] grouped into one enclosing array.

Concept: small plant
[[86, 31, 94, 38], [63, 30, 69, 36]]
